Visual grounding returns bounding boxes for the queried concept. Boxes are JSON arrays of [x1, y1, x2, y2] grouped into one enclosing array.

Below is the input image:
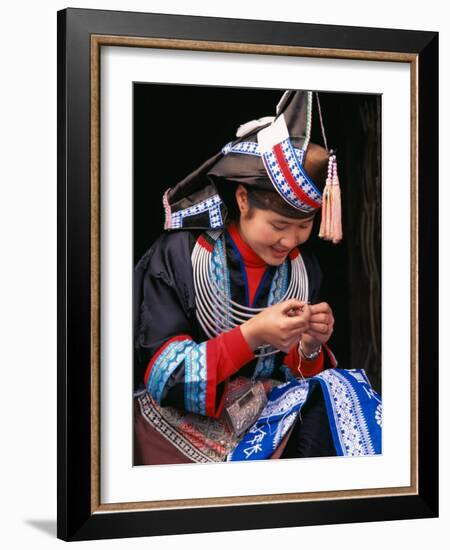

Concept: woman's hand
[[240, 299, 311, 353], [301, 302, 334, 355]]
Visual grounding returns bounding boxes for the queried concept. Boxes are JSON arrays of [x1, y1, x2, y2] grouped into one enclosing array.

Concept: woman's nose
[[280, 232, 298, 249]]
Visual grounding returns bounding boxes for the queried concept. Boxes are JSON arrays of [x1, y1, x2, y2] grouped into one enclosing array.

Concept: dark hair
[[245, 186, 316, 220], [212, 178, 240, 220]]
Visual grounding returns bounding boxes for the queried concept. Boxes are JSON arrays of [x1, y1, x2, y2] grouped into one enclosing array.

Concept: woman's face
[[236, 187, 315, 266]]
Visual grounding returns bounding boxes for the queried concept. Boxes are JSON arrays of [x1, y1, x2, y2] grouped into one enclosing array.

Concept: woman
[[134, 90, 381, 465]]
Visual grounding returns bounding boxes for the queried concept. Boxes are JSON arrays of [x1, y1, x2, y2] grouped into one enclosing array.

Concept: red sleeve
[[283, 344, 325, 379], [214, 326, 255, 383], [206, 326, 255, 417]]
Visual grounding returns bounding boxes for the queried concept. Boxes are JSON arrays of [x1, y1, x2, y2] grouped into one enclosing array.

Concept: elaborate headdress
[[163, 90, 342, 243]]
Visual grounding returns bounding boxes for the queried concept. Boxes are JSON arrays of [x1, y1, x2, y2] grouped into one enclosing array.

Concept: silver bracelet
[[299, 340, 322, 361]]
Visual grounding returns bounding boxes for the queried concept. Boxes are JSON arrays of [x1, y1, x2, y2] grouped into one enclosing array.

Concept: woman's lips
[[270, 246, 289, 257]]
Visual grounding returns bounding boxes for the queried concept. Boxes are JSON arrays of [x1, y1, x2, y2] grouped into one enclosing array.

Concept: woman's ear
[[235, 184, 250, 216]]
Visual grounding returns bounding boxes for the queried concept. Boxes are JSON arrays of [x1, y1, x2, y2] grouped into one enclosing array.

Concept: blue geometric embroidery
[[146, 339, 194, 403], [222, 141, 305, 161], [262, 138, 321, 213], [268, 259, 289, 305], [221, 141, 259, 156], [253, 354, 276, 379], [227, 381, 310, 461], [318, 369, 381, 456], [227, 368, 382, 461], [281, 139, 321, 201], [209, 204, 223, 229], [184, 343, 208, 415], [169, 194, 224, 229], [210, 234, 232, 331], [147, 338, 210, 416]]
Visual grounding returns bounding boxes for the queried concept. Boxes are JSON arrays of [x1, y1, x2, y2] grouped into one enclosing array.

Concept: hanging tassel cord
[[302, 91, 314, 152], [315, 92, 329, 152]]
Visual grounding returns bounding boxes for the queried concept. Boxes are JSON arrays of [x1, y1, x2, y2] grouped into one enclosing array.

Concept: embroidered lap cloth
[[136, 377, 281, 463], [227, 368, 382, 461]]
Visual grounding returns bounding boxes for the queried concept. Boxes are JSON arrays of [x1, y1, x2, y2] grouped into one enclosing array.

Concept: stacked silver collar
[[192, 231, 309, 357]]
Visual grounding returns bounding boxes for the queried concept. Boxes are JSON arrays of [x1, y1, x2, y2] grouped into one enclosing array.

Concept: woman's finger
[[308, 322, 333, 335], [309, 302, 331, 315], [309, 312, 332, 324], [280, 299, 306, 312], [282, 315, 310, 331]]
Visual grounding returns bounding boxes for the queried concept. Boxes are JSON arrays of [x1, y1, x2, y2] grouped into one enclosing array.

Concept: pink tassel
[[319, 186, 329, 238], [319, 155, 342, 244], [330, 159, 342, 243], [319, 156, 333, 239]]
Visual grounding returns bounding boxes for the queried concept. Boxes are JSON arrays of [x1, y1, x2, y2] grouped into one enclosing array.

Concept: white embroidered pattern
[[375, 403, 382, 427], [319, 370, 375, 455], [221, 140, 305, 161], [170, 194, 223, 229], [184, 342, 208, 415], [261, 140, 320, 213], [346, 369, 369, 386], [259, 384, 309, 420]]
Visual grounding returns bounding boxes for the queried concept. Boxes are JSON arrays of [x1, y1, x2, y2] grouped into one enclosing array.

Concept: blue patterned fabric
[[267, 257, 289, 305], [261, 138, 321, 213], [227, 368, 382, 461], [184, 343, 208, 415], [211, 233, 232, 331], [169, 194, 224, 229], [147, 338, 210, 415], [252, 354, 276, 380], [222, 141, 261, 156], [221, 141, 304, 162], [320, 369, 382, 455], [146, 339, 195, 403]]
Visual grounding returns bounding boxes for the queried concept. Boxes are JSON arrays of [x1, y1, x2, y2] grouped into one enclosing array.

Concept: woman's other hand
[[301, 302, 334, 355], [240, 299, 311, 353]]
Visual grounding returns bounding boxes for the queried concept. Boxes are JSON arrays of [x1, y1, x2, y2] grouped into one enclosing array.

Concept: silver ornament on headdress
[[192, 231, 309, 357]]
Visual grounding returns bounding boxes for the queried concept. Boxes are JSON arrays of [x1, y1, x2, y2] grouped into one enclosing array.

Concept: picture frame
[[57, 7, 438, 541]]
